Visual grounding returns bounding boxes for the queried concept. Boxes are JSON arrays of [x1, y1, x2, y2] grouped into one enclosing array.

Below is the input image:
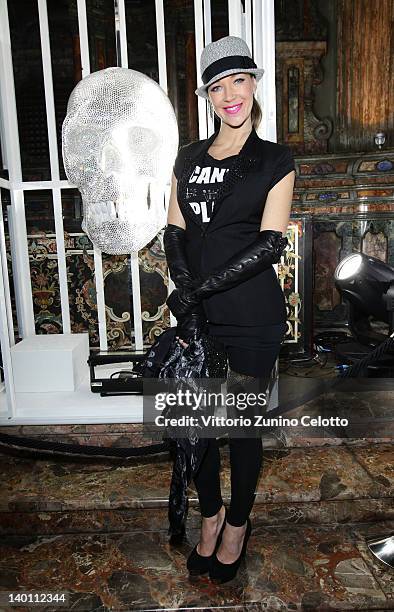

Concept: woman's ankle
[[197, 505, 225, 556], [202, 503, 225, 523]]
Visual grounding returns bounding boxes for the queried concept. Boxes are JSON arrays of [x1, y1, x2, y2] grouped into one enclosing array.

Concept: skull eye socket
[[128, 126, 159, 155], [100, 142, 123, 175], [66, 125, 101, 155]]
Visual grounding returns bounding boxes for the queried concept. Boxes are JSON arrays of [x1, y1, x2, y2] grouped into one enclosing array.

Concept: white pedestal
[[11, 333, 89, 392]]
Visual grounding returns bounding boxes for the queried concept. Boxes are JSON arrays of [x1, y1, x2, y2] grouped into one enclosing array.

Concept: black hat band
[[202, 55, 257, 86]]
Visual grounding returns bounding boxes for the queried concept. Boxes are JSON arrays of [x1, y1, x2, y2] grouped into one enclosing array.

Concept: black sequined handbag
[[137, 326, 228, 543]]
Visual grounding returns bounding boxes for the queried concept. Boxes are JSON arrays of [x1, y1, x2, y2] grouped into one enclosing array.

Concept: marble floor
[[0, 435, 393, 610], [1, 520, 393, 611]]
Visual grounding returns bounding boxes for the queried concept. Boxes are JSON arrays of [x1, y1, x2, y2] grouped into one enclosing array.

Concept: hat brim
[[195, 68, 265, 98]]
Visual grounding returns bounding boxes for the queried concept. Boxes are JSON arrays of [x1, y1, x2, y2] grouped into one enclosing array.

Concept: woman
[[164, 36, 295, 583]]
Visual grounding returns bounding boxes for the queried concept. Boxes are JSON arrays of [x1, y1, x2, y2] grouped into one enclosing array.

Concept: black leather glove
[[166, 229, 288, 319], [164, 224, 198, 290], [164, 224, 207, 342], [176, 305, 208, 343]]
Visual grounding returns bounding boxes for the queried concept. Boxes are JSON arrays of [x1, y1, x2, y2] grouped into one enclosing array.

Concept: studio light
[[334, 253, 394, 341], [335, 253, 363, 280]]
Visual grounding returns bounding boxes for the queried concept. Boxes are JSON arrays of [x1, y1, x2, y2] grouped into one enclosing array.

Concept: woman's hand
[[175, 308, 208, 348], [175, 335, 189, 348], [166, 287, 201, 319]]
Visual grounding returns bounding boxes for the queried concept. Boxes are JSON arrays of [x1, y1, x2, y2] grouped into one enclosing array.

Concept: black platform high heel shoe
[[209, 517, 252, 584], [187, 507, 227, 576]]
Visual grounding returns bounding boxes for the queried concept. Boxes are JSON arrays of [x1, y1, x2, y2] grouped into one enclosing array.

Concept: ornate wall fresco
[[5, 230, 169, 351], [2, 181, 173, 351], [312, 229, 341, 313]]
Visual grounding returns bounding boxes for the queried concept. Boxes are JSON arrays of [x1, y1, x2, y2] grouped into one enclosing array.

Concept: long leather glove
[[163, 223, 207, 340], [166, 229, 288, 320], [163, 223, 199, 291]]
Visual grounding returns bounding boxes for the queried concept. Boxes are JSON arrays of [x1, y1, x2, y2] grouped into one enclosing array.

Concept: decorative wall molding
[[276, 41, 333, 154]]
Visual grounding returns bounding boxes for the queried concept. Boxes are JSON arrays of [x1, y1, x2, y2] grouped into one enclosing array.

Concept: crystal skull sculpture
[[62, 67, 178, 254]]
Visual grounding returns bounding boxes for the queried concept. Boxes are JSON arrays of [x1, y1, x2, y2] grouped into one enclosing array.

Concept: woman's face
[[207, 72, 257, 127]]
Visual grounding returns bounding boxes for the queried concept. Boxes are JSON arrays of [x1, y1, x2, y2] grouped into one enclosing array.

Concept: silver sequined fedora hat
[[195, 35, 264, 98]]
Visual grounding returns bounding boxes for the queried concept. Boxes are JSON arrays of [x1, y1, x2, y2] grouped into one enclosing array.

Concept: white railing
[[0, 193, 16, 417]]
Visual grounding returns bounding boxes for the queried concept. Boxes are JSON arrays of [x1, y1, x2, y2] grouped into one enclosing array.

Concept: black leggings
[[193, 322, 286, 527]]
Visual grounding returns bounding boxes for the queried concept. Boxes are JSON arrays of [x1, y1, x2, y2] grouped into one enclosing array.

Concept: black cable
[[0, 432, 171, 459], [338, 333, 394, 378], [109, 370, 135, 379]]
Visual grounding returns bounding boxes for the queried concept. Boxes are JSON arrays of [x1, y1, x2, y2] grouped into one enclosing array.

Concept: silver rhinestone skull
[[62, 67, 178, 253]]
